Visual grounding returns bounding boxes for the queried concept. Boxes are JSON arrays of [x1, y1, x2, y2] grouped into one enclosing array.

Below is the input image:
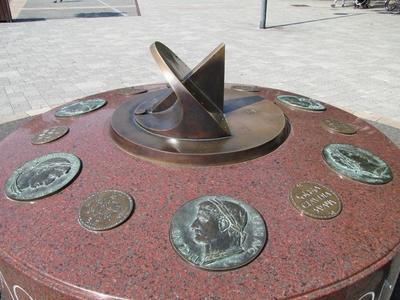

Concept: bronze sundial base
[[110, 42, 290, 166], [111, 84, 290, 166]]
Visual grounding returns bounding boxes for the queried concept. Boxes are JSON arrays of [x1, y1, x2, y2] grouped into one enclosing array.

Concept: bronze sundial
[[111, 42, 290, 165]]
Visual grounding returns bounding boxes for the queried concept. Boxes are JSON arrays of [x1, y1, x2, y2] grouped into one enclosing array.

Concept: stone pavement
[[14, 0, 139, 22], [0, 0, 399, 128]]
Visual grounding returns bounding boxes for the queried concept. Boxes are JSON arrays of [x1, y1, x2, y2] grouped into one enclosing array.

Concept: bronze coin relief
[[78, 190, 134, 231], [5, 153, 81, 201], [321, 118, 357, 135], [231, 85, 260, 92], [170, 195, 267, 271], [55, 98, 106, 117], [31, 126, 69, 145], [290, 182, 342, 219], [117, 87, 148, 96], [276, 95, 326, 111], [323, 144, 393, 184]]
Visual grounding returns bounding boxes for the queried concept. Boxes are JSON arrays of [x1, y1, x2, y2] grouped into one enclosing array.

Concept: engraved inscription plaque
[[170, 195, 267, 271], [5, 153, 81, 201], [290, 182, 342, 219], [276, 95, 326, 111], [321, 118, 357, 135], [78, 190, 134, 231], [31, 126, 69, 145], [323, 144, 393, 184], [55, 98, 106, 117]]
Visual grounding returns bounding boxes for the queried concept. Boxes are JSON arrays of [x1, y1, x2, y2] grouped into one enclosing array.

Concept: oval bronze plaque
[[117, 87, 148, 96], [31, 126, 69, 145], [231, 85, 260, 92], [290, 182, 342, 219], [79, 190, 134, 231], [55, 98, 106, 117], [170, 195, 267, 271], [321, 118, 357, 135], [276, 95, 326, 111], [5, 153, 81, 201], [323, 144, 393, 184]]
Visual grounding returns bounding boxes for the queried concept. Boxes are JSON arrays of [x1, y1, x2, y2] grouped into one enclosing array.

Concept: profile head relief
[[191, 197, 248, 251]]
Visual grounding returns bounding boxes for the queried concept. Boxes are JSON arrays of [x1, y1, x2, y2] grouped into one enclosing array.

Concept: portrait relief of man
[[191, 197, 248, 265]]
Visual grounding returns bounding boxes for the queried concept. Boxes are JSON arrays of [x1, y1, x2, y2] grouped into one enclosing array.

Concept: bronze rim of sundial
[[111, 42, 290, 166]]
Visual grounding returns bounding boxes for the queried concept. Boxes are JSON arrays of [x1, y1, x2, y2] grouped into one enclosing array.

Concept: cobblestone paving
[[0, 0, 399, 128], [15, 0, 138, 21]]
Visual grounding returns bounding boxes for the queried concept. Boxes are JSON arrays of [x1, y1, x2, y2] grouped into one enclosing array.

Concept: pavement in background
[[0, 0, 399, 127], [15, 0, 139, 21]]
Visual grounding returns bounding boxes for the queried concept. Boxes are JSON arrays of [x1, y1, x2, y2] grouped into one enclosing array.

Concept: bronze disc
[[78, 190, 134, 231], [170, 195, 267, 271], [5, 153, 81, 201], [321, 118, 357, 135], [231, 84, 260, 92], [276, 95, 326, 111], [289, 182, 342, 220], [117, 87, 148, 96], [323, 144, 393, 185], [55, 98, 106, 117], [31, 126, 69, 145]]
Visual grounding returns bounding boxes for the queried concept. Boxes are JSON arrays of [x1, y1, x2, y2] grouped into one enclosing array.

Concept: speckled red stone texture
[[1, 83, 400, 300]]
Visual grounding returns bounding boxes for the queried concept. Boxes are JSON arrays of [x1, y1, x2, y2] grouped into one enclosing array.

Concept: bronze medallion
[[290, 182, 342, 219], [117, 87, 148, 96], [55, 98, 106, 117], [31, 126, 69, 145], [170, 195, 267, 271], [276, 95, 326, 111], [78, 190, 134, 231], [321, 118, 357, 135], [5, 153, 81, 201], [323, 144, 393, 184], [231, 85, 260, 92]]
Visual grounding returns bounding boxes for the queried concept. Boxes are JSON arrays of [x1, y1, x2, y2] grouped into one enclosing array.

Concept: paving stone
[[0, 103, 14, 116], [28, 99, 49, 109], [0, 78, 11, 86], [0, 88, 7, 100], [9, 96, 31, 112], [23, 88, 41, 97], [3, 86, 14, 95]]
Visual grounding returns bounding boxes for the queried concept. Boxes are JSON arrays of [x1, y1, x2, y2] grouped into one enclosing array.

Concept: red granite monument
[[0, 42, 399, 300]]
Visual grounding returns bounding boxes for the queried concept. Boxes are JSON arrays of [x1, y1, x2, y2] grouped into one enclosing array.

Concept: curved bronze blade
[[135, 42, 231, 139]]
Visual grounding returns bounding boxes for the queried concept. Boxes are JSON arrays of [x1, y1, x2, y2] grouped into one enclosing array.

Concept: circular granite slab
[[0, 83, 399, 300]]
